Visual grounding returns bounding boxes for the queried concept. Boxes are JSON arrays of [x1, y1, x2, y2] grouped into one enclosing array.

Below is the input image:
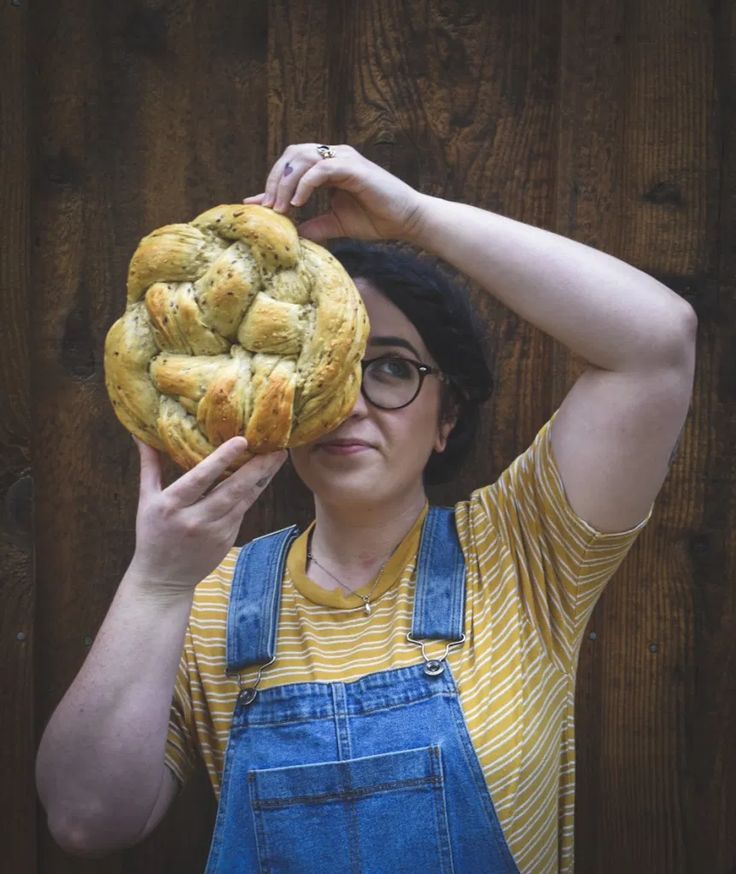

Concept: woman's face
[[289, 279, 456, 509]]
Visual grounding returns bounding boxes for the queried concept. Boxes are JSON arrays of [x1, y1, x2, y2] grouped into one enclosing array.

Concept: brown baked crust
[[104, 204, 369, 473]]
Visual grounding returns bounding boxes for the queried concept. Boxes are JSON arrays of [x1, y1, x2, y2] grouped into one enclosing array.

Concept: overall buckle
[[406, 632, 466, 676]]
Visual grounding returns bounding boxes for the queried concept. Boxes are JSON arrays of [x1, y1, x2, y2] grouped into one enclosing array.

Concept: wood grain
[[1, 2, 35, 873], [557, 1, 734, 871]]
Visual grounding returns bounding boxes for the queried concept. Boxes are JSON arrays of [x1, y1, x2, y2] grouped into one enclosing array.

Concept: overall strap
[[225, 505, 467, 675], [410, 505, 466, 642], [225, 525, 299, 673]]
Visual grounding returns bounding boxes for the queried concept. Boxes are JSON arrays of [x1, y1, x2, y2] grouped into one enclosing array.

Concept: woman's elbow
[[44, 813, 135, 859]]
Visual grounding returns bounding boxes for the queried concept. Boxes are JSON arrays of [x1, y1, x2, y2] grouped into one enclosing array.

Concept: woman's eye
[[376, 357, 412, 378]]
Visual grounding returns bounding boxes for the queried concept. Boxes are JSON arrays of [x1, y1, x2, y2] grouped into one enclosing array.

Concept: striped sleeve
[[469, 407, 655, 673], [163, 626, 199, 792]]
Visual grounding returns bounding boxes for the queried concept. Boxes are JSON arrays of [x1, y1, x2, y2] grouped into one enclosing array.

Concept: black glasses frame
[[359, 355, 449, 410]]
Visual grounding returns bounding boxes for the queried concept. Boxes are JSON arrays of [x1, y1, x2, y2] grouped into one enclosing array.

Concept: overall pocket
[[248, 744, 454, 874]]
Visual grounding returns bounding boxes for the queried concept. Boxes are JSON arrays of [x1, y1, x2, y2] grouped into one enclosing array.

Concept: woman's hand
[[242, 143, 427, 243], [128, 435, 287, 598]]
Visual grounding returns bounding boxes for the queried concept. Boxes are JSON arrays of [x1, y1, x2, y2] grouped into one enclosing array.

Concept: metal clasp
[[406, 632, 466, 676], [228, 655, 275, 707]]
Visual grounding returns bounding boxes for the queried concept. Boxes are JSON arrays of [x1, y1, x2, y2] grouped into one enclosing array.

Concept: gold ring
[[316, 144, 336, 159]]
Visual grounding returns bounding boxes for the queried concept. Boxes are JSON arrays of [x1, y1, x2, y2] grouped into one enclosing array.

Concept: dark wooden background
[[2, 0, 734, 871]]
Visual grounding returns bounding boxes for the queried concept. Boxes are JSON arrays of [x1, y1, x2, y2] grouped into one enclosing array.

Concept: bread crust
[[104, 205, 369, 474]]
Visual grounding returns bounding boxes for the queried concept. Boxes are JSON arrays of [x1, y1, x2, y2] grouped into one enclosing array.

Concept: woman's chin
[[303, 462, 385, 502], [312, 466, 377, 493]]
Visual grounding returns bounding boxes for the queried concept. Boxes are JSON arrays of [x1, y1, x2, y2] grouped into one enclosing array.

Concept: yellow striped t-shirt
[[164, 408, 654, 873]]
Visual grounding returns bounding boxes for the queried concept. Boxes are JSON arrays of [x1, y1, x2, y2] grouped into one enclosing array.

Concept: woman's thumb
[[132, 434, 162, 494], [296, 213, 342, 243]]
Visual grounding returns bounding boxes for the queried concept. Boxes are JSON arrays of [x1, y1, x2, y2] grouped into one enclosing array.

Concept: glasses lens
[[363, 357, 421, 409]]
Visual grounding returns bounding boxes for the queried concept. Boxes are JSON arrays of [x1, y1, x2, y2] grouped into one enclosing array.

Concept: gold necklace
[[305, 530, 392, 615]]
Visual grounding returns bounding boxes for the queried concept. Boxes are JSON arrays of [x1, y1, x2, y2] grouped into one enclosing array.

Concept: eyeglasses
[[360, 354, 448, 410]]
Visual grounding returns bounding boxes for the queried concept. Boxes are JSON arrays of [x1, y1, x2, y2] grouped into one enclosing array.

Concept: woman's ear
[[434, 407, 459, 454]]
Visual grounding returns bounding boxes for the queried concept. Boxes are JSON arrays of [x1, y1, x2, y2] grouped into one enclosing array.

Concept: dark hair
[[327, 240, 494, 486]]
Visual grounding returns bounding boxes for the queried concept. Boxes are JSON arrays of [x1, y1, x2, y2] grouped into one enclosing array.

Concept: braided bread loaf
[[104, 204, 369, 472]]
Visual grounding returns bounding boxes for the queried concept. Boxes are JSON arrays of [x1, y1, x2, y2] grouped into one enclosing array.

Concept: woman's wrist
[[401, 192, 450, 250], [122, 559, 197, 610]]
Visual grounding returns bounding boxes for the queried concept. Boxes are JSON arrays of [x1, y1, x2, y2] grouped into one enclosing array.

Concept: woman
[[36, 143, 697, 873]]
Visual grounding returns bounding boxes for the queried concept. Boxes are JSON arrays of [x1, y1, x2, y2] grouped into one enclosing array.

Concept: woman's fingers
[[289, 161, 349, 209], [202, 449, 288, 520], [261, 144, 339, 213], [247, 144, 366, 225], [164, 437, 251, 507], [262, 148, 300, 208], [269, 159, 311, 212]]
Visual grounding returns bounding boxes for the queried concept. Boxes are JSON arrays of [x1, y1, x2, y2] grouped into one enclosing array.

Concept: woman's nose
[[348, 380, 371, 416]]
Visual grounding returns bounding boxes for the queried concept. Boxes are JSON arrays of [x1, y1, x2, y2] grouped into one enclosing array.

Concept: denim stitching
[[253, 776, 444, 808], [428, 746, 456, 874], [258, 529, 293, 657], [248, 772, 272, 874], [226, 543, 252, 671], [418, 508, 437, 636]]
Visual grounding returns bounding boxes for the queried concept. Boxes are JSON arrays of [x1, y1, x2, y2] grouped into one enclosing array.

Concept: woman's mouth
[[316, 440, 373, 455]]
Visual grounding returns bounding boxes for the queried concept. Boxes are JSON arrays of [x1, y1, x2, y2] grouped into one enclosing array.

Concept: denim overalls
[[204, 506, 520, 873]]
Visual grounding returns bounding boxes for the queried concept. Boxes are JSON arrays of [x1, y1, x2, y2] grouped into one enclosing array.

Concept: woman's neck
[[309, 488, 428, 576]]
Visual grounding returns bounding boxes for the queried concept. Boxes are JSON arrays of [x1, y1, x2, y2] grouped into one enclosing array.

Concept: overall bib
[[205, 506, 520, 874]]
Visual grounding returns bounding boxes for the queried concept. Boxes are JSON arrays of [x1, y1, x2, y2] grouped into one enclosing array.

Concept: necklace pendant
[[364, 601, 371, 616]]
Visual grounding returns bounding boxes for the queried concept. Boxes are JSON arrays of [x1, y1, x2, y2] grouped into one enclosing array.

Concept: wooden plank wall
[[2, 1, 35, 873], [1, 0, 733, 871]]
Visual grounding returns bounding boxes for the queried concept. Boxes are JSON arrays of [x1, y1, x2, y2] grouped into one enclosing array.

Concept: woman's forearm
[[409, 194, 696, 371], [35, 564, 193, 854]]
